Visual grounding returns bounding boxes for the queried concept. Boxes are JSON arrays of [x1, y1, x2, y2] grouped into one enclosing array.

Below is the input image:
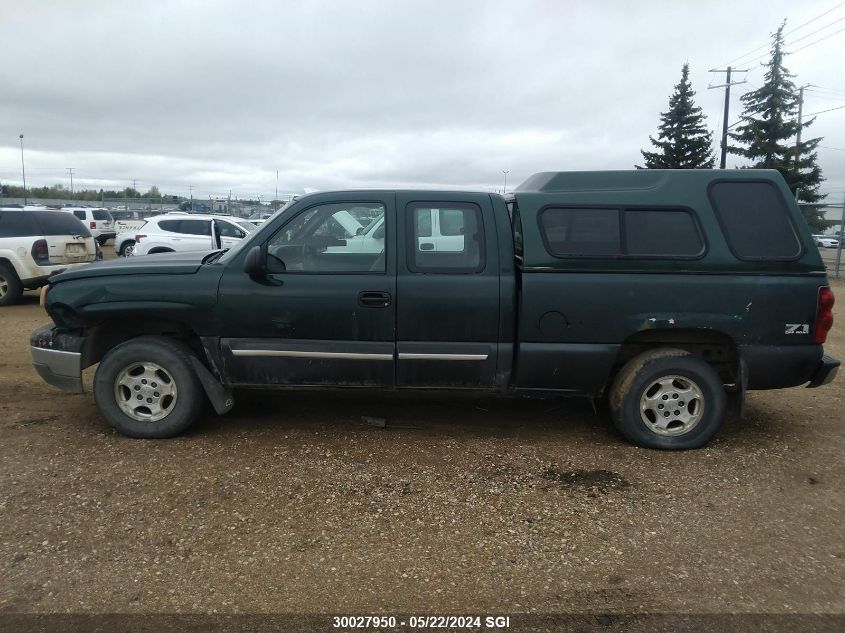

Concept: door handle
[[358, 291, 391, 308], [420, 242, 434, 251]]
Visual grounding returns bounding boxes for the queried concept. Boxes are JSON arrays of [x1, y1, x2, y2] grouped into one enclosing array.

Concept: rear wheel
[[609, 348, 726, 450], [118, 240, 135, 257], [94, 336, 205, 438], [0, 263, 23, 307]]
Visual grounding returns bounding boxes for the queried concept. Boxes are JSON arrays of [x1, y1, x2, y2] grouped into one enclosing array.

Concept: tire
[[609, 348, 726, 450], [118, 240, 135, 257], [0, 262, 24, 307], [94, 336, 205, 438]]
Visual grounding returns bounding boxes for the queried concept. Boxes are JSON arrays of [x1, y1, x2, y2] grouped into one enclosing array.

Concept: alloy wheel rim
[[639, 374, 705, 437], [0, 276, 7, 297], [114, 362, 178, 422]]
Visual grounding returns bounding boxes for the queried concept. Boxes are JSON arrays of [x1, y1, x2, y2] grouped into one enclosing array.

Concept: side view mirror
[[356, 227, 364, 236], [243, 245, 265, 277]]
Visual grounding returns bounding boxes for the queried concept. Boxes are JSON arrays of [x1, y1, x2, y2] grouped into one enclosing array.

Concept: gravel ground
[[0, 264, 843, 619]]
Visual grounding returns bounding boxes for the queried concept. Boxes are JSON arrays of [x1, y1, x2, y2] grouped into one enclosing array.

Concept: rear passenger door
[[396, 193, 500, 389]]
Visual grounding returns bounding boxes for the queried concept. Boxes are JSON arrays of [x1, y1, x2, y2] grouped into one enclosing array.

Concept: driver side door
[[216, 193, 396, 387]]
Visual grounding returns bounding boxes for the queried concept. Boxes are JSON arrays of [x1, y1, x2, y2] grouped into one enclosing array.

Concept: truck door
[[396, 193, 500, 389], [216, 193, 396, 387]]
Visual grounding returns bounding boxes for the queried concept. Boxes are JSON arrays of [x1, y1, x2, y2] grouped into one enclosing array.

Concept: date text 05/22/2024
[[332, 615, 512, 629]]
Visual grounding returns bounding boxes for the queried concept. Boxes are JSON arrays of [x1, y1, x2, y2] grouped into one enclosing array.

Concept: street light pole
[[19, 134, 27, 205], [502, 170, 509, 195]]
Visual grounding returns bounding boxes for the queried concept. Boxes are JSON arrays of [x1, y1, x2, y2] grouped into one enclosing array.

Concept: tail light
[[812, 286, 835, 344], [90, 221, 96, 229], [31, 239, 50, 264], [135, 234, 146, 243]]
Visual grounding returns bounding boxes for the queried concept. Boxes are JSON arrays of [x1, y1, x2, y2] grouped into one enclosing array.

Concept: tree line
[[637, 22, 827, 231], [0, 183, 171, 202]]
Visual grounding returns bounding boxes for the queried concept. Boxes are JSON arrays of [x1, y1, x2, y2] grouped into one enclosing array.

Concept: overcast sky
[[1, 0, 843, 201]]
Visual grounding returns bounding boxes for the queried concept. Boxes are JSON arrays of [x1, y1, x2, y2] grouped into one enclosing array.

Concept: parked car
[[0, 208, 96, 306], [130, 214, 256, 256], [247, 212, 275, 225], [60, 207, 116, 245], [813, 235, 840, 248], [31, 170, 839, 449]]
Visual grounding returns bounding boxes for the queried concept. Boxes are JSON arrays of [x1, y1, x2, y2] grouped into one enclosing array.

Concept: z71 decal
[[785, 324, 810, 335]]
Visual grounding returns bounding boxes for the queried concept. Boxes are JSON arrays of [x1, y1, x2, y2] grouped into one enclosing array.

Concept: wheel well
[[613, 328, 739, 385], [83, 319, 206, 369], [0, 257, 19, 274]]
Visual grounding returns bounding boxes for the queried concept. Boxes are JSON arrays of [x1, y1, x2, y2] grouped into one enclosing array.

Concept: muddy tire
[[0, 262, 23, 307], [94, 336, 205, 438], [609, 348, 725, 450]]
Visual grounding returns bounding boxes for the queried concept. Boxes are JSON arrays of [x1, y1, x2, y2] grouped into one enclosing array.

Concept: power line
[[819, 145, 845, 151], [718, 2, 845, 66], [804, 103, 845, 116], [784, 16, 845, 47], [790, 26, 845, 53], [738, 22, 845, 67]]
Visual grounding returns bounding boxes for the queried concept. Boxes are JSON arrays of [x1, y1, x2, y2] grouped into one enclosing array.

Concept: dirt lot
[[1, 270, 844, 620]]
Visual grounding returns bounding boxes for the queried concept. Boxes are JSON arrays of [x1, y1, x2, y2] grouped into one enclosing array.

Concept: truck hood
[[50, 250, 212, 283]]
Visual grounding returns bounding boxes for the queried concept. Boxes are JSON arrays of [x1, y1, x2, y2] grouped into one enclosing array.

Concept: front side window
[[215, 220, 245, 239], [407, 202, 484, 273], [266, 202, 387, 273]]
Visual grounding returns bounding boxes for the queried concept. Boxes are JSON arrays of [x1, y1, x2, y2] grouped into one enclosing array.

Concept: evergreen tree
[[728, 21, 825, 213], [638, 63, 715, 169]]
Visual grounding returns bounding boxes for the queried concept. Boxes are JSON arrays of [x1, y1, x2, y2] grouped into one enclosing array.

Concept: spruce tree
[[638, 63, 715, 169], [728, 21, 825, 214]]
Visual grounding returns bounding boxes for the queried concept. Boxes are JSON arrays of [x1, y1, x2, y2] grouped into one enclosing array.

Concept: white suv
[[131, 214, 257, 256], [0, 208, 97, 306], [61, 207, 116, 245]]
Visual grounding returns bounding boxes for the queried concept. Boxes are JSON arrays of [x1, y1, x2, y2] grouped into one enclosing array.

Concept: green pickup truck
[[31, 170, 838, 449]]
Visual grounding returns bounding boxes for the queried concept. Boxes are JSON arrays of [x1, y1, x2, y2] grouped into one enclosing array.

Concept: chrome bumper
[[30, 325, 84, 393]]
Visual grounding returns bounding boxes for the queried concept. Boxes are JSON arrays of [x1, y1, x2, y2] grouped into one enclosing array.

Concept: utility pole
[[792, 84, 811, 195], [19, 134, 27, 205], [835, 192, 845, 279], [708, 66, 749, 169], [67, 167, 75, 195], [188, 185, 194, 212], [228, 189, 232, 214], [275, 170, 279, 203], [502, 170, 509, 194]]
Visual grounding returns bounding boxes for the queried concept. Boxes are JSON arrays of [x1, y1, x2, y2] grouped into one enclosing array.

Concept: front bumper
[[807, 355, 840, 388], [30, 324, 85, 393]]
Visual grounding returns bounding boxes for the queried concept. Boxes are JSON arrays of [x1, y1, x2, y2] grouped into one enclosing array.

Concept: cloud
[[1, 0, 843, 198]]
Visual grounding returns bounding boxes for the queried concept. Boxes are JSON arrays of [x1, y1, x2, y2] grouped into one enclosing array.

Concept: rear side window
[[33, 211, 92, 237], [179, 220, 211, 236], [540, 208, 620, 256], [407, 202, 485, 273], [0, 211, 40, 237], [709, 181, 801, 260], [624, 209, 703, 257], [157, 220, 182, 233], [93, 210, 112, 221], [72, 210, 86, 220]]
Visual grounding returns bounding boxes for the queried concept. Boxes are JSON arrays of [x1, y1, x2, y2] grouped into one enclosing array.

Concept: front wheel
[[94, 336, 205, 438], [609, 348, 726, 450]]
